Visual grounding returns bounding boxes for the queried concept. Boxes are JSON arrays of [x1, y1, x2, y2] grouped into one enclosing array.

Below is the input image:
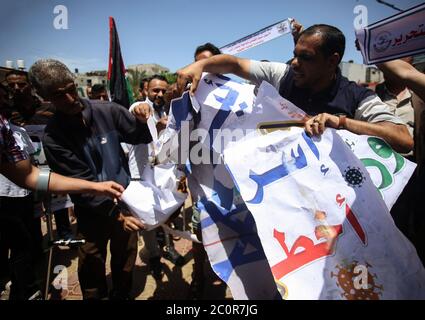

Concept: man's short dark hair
[[299, 24, 345, 63], [91, 84, 106, 95], [149, 74, 169, 86], [194, 42, 221, 60]]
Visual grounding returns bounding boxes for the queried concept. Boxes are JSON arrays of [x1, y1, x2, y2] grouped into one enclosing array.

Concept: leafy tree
[[160, 71, 177, 84], [126, 69, 147, 100]]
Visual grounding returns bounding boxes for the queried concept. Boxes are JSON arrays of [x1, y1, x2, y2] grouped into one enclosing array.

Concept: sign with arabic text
[[224, 127, 425, 299], [355, 3, 425, 64], [220, 19, 292, 55]]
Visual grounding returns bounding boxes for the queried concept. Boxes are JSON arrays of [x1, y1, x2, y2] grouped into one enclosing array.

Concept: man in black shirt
[[29, 59, 151, 300]]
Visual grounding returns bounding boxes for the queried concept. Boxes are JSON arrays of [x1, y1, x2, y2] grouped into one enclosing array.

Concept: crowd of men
[[1, 20, 425, 300]]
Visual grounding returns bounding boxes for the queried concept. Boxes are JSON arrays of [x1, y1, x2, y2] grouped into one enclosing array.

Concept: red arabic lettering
[[336, 194, 345, 207], [271, 224, 343, 280], [271, 198, 366, 279]]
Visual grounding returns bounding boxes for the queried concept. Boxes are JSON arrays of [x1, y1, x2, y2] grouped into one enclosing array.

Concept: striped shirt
[[0, 114, 28, 165]]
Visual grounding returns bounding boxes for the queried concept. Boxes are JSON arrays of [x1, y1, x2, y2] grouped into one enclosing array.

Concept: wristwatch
[[338, 115, 347, 129]]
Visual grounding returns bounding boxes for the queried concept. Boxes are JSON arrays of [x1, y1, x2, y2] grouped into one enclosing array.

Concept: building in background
[[74, 70, 107, 98], [340, 60, 384, 90], [126, 63, 169, 75], [413, 54, 425, 72], [73, 63, 169, 98]]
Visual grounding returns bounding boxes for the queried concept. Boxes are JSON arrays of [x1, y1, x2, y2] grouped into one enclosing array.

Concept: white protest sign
[[121, 163, 187, 231], [224, 127, 425, 299], [250, 81, 415, 210], [220, 19, 292, 55], [337, 130, 416, 210], [356, 3, 425, 64]]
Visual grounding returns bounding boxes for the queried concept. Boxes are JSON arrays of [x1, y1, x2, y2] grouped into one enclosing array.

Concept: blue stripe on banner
[[302, 131, 320, 160], [212, 178, 234, 210], [212, 233, 266, 282], [200, 199, 256, 237], [171, 91, 192, 130], [216, 74, 232, 82], [198, 198, 267, 282]]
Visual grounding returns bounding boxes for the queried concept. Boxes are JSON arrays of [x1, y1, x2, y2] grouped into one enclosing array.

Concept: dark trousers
[[74, 205, 137, 300], [391, 171, 425, 266], [53, 208, 73, 239], [0, 194, 42, 299]]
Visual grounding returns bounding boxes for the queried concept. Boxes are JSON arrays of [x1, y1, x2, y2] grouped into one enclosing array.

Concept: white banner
[[220, 19, 292, 55], [164, 77, 281, 299], [224, 127, 425, 299], [336, 130, 416, 210], [163, 74, 419, 299], [355, 3, 425, 64], [121, 164, 187, 231]]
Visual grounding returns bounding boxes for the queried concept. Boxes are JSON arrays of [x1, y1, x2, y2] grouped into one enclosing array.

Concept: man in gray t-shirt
[[177, 24, 413, 154]]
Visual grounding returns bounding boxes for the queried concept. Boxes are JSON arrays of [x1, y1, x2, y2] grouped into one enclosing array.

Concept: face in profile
[[47, 82, 83, 115]]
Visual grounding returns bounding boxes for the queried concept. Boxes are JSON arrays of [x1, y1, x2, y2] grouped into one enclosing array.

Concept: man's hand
[[291, 19, 304, 43], [118, 213, 145, 232], [156, 115, 168, 133], [177, 60, 205, 96], [90, 181, 125, 199], [304, 113, 340, 136], [132, 102, 152, 123]]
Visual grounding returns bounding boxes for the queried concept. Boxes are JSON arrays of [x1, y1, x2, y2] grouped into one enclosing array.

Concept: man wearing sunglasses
[[28, 59, 152, 300], [177, 24, 413, 154]]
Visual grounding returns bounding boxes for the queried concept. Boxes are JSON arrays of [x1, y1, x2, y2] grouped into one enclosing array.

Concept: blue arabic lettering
[[247, 144, 307, 204], [247, 132, 320, 204]]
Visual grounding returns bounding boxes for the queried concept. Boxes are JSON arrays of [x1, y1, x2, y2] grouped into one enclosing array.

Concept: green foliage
[[126, 69, 176, 100], [160, 71, 177, 84], [126, 69, 147, 100]]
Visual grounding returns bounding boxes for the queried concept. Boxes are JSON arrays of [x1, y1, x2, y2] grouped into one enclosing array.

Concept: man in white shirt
[[126, 75, 184, 279]]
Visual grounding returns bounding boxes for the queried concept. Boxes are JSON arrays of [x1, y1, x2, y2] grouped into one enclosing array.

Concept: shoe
[[163, 246, 185, 266], [149, 256, 163, 280]]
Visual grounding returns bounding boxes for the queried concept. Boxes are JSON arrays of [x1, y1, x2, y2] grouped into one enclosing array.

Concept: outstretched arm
[[377, 59, 425, 102], [305, 113, 413, 153], [177, 54, 251, 95], [1, 159, 124, 198]]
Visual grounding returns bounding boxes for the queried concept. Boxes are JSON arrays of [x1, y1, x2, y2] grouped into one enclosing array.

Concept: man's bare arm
[[177, 54, 251, 95], [1, 159, 124, 198], [377, 60, 425, 102], [305, 113, 413, 153]]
